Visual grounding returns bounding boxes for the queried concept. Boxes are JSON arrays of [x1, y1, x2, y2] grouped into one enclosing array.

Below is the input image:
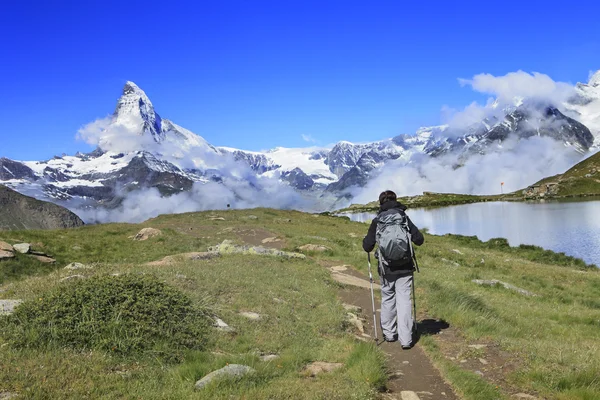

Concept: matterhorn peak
[[113, 81, 164, 142]]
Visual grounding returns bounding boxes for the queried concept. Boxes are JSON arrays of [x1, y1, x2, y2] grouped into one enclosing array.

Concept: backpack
[[375, 209, 415, 277]]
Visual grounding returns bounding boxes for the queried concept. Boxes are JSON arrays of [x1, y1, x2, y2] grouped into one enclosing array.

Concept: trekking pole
[[367, 252, 379, 342], [412, 272, 418, 335]]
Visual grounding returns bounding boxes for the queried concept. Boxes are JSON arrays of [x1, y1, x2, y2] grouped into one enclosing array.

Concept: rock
[[475, 371, 484, 376], [146, 252, 219, 266], [298, 244, 331, 252], [342, 303, 362, 313], [348, 233, 359, 238], [303, 361, 343, 377], [0, 299, 23, 315], [468, 344, 487, 350], [441, 258, 460, 267], [347, 312, 365, 333], [240, 311, 262, 320], [479, 358, 488, 365], [331, 272, 380, 290], [64, 262, 92, 270], [194, 364, 255, 390], [13, 243, 30, 254], [209, 240, 305, 259], [329, 265, 348, 272], [209, 216, 225, 221], [400, 391, 421, 400], [214, 317, 235, 332], [0, 241, 14, 252], [71, 245, 82, 250], [273, 297, 284, 303], [132, 228, 162, 241], [451, 249, 464, 255], [460, 360, 467, 363], [260, 354, 279, 362], [244, 215, 258, 220], [60, 275, 85, 282], [31, 255, 56, 263], [512, 394, 538, 399], [0, 392, 18, 399], [261, 237, 282, 244], [0, 250, 15, 261], [472, 279, 537, 297]]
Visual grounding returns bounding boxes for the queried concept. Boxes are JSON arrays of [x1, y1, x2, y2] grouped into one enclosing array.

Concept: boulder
[[209, 240, 305, 259], [298, 244, 331, 253], [214, 317, 235, 333], [0, 241, 14, 252], [303, 361, 343, 377], [194, 364, 255, 390], [13, 243, 30, 254], [146, 252, 219, 266], [347, 312, 365, 333], [31, 255, 56, 263], [240, 311, 262, 320], [132, 228, 162, 241], [0, 250, 15, 261], [0, 299, 23, 315]]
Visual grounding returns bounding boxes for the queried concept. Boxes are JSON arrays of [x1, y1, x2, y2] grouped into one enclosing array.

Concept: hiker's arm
[[362, 219, 377, 252], [407, 216, 424, 246]]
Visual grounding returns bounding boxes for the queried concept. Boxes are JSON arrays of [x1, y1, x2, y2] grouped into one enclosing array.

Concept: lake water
[[340, 199, 600, 267]]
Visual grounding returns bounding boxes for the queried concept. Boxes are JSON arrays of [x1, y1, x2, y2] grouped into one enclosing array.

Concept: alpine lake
[[338, 197, 600, 267]]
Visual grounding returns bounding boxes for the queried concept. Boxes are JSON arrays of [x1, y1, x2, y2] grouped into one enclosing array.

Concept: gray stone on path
[[64, 262, 92, 270], [401, 391, 422, 400], [342, 303, 362, 313], [240, 311, 262, 320], [13, 243, 30, 254], [0, 241, 14, 252], [329, 265, 348, 272], [347, 312, 365, 333], [479, 358, 488, 365], [472, 279, 537, 297], [0, 299, 23, 315], [194, 364, 255, 390], [331, 272, 380, 290], [0, 250, 15, 261], [303, 361, 343, 377]]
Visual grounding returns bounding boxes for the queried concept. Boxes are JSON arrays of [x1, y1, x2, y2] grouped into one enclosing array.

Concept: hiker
[[363, 190, 424, 349]]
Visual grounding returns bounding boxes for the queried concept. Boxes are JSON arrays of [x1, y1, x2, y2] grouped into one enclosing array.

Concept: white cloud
[[301, 134, 317, 143], [459, 70, 575, 105], [351, 136, 584, 204]]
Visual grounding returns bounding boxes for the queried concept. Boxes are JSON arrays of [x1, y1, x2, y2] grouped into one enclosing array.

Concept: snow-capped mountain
[[2, 73, 600, 220]]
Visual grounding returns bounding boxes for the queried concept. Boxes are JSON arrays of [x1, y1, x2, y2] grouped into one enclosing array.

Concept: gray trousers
[[380, 273, 414, 346]]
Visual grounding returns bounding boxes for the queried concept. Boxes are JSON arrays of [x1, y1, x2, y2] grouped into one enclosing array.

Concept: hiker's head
[[379, 190, 397, 205]]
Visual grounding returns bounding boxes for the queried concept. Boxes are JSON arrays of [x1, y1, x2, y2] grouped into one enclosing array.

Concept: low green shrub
[[1, 274, 211, 360]]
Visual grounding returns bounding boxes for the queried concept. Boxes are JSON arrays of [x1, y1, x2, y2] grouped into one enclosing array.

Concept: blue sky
[[1, 0, 599, 160]]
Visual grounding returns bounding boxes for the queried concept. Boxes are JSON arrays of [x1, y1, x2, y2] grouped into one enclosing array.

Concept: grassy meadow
[[1, 208, 599, 399]]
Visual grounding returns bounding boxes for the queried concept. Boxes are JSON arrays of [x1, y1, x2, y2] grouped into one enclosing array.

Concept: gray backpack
[[376, 210, 414, 277]]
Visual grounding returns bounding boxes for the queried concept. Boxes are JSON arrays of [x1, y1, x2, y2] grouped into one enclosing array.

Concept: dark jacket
[[362, 200, 424, 253]]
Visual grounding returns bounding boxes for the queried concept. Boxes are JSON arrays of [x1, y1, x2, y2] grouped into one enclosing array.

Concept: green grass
[[1, 208, 599, 399]]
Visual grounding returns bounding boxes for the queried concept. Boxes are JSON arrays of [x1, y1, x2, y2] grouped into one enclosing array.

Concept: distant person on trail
[[363, 190, 424, 349]]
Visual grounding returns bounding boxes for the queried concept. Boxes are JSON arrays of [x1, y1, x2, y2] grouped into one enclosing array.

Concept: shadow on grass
[[414, 318, 450, 345]]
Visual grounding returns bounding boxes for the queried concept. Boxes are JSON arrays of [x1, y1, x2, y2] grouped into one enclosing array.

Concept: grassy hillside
[[1, 208, 599, 399], [531, 151, 600, 197], [336, 192, 514, 213]]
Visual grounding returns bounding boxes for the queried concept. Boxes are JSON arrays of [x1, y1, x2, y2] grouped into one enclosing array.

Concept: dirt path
[[330, 265, 459, 400]]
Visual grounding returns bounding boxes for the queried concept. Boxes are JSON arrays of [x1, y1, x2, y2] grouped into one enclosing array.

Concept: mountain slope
[[0, 185, 84, 230], [527, 151, 600, 197]]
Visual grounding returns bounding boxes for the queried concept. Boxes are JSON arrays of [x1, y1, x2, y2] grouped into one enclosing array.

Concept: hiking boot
[[384, 336, 398, 343], [401, 343, 413, 350]]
